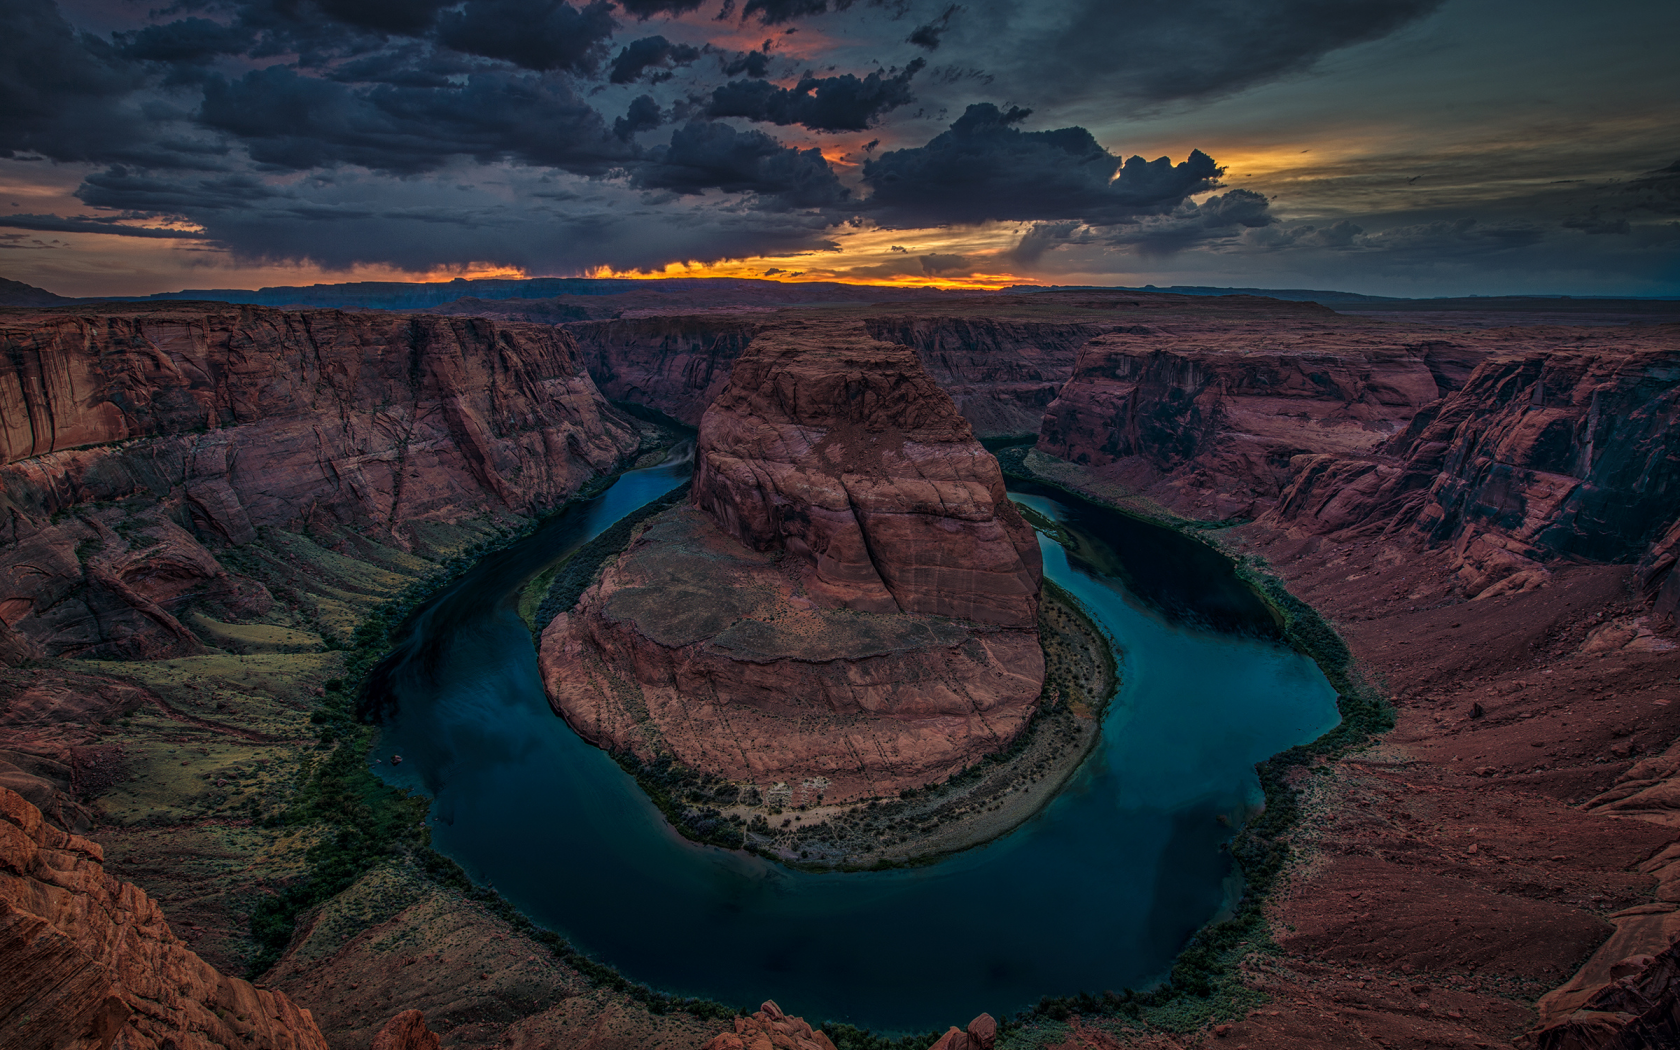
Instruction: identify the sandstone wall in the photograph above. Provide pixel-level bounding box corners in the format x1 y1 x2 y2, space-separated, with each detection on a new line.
568 316 769 426
0 784 328 1050
0 306 641 658
1273 340 1680 599
1034 323 1460 520
861 316 1102 437
693 324 1042 627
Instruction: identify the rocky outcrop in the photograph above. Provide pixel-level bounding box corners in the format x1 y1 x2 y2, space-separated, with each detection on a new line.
0 784 328 1050
694 324 1042 627
569 316 769 426
703 1001 838 1050
0 305 641 657
370 1010 442 1050
1037 321 1467 520
703 1003 996 1050
1273 337 1680 599
862 317 1101 437
541 324 1044 800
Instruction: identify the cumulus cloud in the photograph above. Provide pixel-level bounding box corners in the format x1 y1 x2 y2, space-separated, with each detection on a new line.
862 104 1221 226
707 59 924 132
634 120 850 209
609 35 701 83
614 94 664 138
721 47 772 78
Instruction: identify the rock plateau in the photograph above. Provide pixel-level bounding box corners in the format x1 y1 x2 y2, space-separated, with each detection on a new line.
541 323 1044 800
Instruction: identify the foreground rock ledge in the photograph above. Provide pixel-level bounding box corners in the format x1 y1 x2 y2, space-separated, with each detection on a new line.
541 324 1045 801
0 784 328 1050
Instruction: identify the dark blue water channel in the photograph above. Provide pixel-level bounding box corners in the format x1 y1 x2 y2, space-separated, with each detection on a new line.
370 454 1340 1032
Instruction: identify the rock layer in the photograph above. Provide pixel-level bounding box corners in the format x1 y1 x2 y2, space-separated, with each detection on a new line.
861 316 1101 437
570 316 769 426
1272 337 1680 599
0 784 328 1050
694 324 1042 627
1037 320 1474 520
0 305 640 658
542 324 1044 799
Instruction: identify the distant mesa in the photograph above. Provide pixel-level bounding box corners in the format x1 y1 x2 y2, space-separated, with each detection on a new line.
539 322 1045 801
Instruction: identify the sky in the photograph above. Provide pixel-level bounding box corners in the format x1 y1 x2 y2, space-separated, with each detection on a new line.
1 0 1676 298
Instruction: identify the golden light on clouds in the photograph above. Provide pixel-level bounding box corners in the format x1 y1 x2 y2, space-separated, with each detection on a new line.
586 220 1043 290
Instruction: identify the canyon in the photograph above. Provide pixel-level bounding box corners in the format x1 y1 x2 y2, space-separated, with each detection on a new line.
0 289 1677 1050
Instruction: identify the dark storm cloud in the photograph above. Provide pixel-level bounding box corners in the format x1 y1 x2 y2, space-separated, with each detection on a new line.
717 0 908 26
907 4 959 50
614 94 664 138
0 213 202 238
609 35 701 83
1103 187 1274 255
116 18 257 64
721 48 772 78
862 103 1220 226
436 0 619 73
197 67 630 174
310 0 453 34
635 120 849 209
918 251 968 274
76 168 282 213
1001 0 1446 105
1 0 147 162
60 164 845 274
1003 221 1088 266
707 59 924 132
616 0 707 17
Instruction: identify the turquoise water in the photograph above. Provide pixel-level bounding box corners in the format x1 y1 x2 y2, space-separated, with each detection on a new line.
372 458 1339 1031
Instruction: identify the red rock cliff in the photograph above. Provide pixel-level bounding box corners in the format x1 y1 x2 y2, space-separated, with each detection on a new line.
0 305 641 658
1036 319 1471 520
1272 335 1680 599
694 324 1042 627
569 316 769 426
0 785 329 1050
861 316 1101 437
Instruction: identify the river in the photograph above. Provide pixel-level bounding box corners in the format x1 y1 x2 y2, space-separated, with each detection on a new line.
371 453 1340 1032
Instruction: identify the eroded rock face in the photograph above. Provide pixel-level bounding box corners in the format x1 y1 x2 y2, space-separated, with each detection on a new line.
0 785 328 1050
862 316 1101 437
694 325 1042 627
0 305 640 658
569 316 769 426
1036 321 1465 520
1273 339 1680 599
571 313 1100 438
542 324 1044 799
